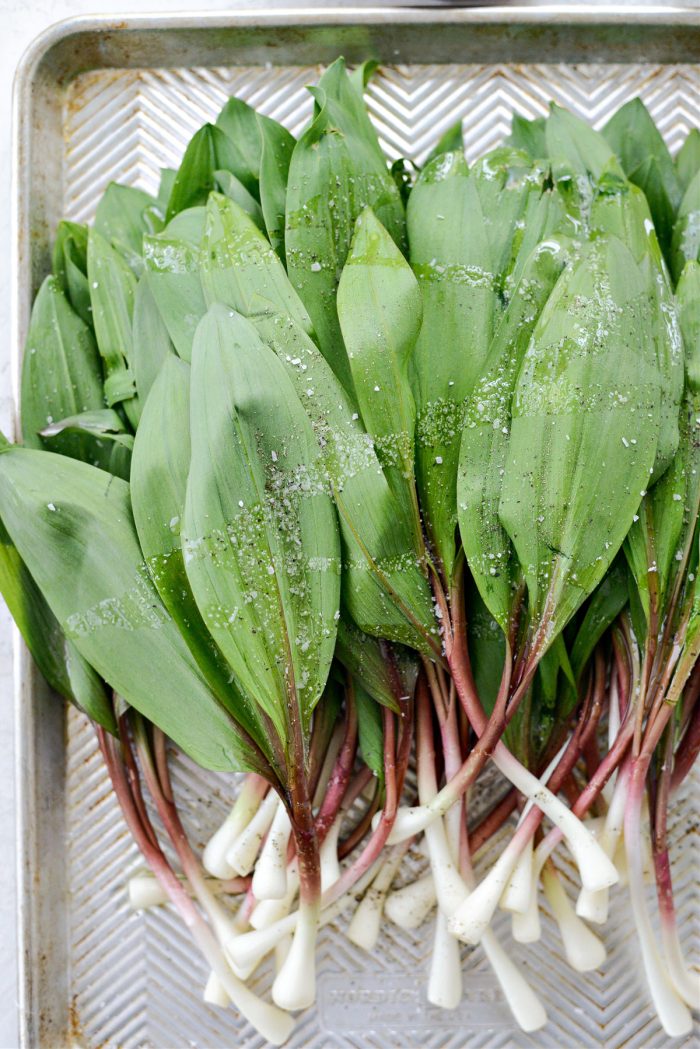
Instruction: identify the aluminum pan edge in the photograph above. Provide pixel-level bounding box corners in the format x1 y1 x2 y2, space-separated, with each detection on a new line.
12 6 700 1046
14 5 700 104
13 5 700 323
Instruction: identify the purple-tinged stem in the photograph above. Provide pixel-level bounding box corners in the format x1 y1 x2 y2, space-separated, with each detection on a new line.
119 716 158 849
432 669 548 1032
671 685 700 792
338 774 379 859
315 688 358 843
321 689 412 908
96 724 294 1044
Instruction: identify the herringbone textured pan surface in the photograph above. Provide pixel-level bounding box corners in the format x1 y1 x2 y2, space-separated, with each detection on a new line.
62 62 700 1048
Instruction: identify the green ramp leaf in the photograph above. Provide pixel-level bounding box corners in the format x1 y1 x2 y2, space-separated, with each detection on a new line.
603 98 681 257
349 59 379 97
337 207 422 543
466 581 506 718
258 115 296 258
622 248 698 630
591 182 683 482
471 147 548 299
544 104 622 184
459 232 572 631
157 168 176 212
40 409 133 481
87 229 139 427
0 517 114 731
200 193 312 335
624 387 699 628
52 221 92 327
21 276 106 461
285 57 405 393
143 207 208 362
499 235 661 657
183 305 341 752
670 167 700 284
678 259 700 391
425 120 464 166
0 444 255 772
132 270 177 410
355 683 385 784
166 123 253 221
95 182 162 274
407 150 495 579
215 96 296 254
676 129 700 194
336 616 417 712
251 308 439 657
213 169 265 229
216 97 296 202
190 196 438 655
569 559 628 681
623 260 700 627
507 114 547 159
131 354 276 770
214 97 266 196
408 147 549 582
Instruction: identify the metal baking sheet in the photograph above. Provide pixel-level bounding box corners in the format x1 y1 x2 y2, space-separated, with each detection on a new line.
12 8 700 1048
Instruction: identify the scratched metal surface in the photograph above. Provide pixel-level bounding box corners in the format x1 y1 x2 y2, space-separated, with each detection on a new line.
13 11 700 1049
